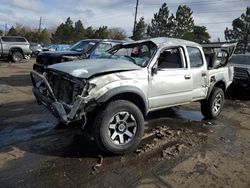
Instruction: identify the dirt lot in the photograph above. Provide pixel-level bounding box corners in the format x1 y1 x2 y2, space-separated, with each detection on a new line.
0 59 250 188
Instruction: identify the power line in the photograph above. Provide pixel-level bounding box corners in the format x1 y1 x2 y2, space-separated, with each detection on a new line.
197 21 232 24
138 0 247 6
193 10 245 14
88 13 131 24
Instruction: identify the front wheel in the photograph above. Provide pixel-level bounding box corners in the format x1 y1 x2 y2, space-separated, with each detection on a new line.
93 100 144 154
201 87 225 119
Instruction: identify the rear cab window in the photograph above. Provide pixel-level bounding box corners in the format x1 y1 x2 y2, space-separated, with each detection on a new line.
187 46 203 68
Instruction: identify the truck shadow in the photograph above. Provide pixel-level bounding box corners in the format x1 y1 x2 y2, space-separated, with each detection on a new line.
226 84 250 100
1 106 209 160
0 99 209 160
0 74 32 87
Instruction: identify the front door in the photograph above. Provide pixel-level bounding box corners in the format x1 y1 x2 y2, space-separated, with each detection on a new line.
148 47 193 110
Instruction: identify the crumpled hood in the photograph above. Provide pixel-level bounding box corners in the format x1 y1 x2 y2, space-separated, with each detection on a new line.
47 59 141 78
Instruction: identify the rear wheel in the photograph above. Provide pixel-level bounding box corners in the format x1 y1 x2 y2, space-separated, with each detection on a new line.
94 100 144 154
201 87 225 119
11 51 23 63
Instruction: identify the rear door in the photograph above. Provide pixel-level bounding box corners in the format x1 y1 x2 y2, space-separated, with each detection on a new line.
186 46 208 100
148 46 193 110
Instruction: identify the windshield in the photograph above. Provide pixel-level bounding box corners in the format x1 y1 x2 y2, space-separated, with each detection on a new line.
96 42 157 67
229 55 250 65
70 40 97 53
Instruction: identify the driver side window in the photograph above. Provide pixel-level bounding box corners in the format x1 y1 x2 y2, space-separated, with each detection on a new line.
158 47 184 69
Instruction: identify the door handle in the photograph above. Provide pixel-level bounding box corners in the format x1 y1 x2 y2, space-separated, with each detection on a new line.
202 72 207 77
184 75 191 79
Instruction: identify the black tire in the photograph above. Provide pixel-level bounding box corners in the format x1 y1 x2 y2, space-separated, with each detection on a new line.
11 51 23 63
93 100 144 155
201 87 225 119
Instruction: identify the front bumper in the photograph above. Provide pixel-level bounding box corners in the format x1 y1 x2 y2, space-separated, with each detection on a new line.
30 71 86 124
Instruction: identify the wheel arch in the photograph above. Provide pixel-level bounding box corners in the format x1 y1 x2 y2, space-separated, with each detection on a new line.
9 47 24 55
97 86 148 117
206 80 226 100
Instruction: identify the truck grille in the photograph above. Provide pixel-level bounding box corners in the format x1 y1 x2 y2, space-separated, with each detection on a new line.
47 71 83 105
234 67 249 80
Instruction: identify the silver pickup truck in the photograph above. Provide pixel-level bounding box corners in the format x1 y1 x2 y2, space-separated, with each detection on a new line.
0 36 32 62
30 38 235 154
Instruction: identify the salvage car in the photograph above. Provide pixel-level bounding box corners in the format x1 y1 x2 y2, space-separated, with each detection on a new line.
228 54 250 88
0 36 32 62
33 39 123 73
30 37 236 154
42 44 71 52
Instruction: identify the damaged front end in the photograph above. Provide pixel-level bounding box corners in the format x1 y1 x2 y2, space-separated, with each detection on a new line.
30 70 95 125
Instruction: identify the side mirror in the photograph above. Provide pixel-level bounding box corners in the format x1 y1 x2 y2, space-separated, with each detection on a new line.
151 64 158 76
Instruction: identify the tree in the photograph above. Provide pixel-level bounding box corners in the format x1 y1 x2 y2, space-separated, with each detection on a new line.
7 26 18 36
84 27 95 38
94 26 109 39
192 25 210 43
52 17 74 44
175 5 194 39
0 30 3 36
39 29 51 44
225 7 250 54
147 3 174 37
132 17 147 40
108 28 127 40
168 14 177 38
73 20 86 42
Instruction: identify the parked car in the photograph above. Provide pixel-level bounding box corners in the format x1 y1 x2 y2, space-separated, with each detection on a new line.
30 37 236 154
33 39 123 73
42 44 71 52
30 43 43 57
0 36 32 62
228 54 250 88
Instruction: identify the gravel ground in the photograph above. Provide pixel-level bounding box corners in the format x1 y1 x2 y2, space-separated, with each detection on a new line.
0 59 250 188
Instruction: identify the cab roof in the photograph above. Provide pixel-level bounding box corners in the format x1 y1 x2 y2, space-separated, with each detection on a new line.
124 37 200 48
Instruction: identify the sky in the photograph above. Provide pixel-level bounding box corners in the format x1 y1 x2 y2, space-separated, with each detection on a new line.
0 0 249 41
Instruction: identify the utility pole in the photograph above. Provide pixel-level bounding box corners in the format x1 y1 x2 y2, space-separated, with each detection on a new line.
38 17 42 33
4 23 7 36
133 0 139 36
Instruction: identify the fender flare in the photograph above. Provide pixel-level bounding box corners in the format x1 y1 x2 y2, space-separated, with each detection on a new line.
206 79 226 100
97 86 148 116
9 47 24 55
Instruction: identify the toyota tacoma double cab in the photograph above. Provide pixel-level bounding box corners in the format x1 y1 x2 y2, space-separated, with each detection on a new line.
30 37 235 154
0 36 32 62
